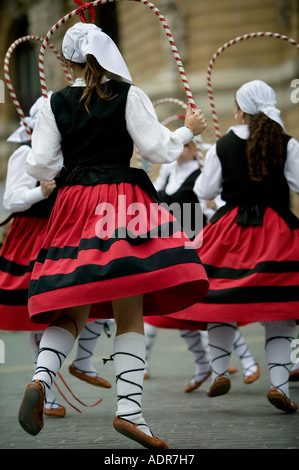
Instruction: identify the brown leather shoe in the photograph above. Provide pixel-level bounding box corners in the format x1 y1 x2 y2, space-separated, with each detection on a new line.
244 362 260 384
69 364 111 388
144 372 150 379
267 387 298 413
289 369 299 382
228 366 237 374
18 380 45 436
207 375 231 397
184 371 211 393
44 404 66 418
113 416 168 449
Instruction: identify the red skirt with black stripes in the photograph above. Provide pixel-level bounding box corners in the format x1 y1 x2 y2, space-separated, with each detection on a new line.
167 206 299 325
0 216 50 331
28 183 209 324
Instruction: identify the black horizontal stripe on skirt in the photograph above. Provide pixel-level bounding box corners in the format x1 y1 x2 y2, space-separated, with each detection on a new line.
36 220 183 263
29 245 202 297
0 256 35 276
202 285 299 304
0 289 29 305
204 260 299 279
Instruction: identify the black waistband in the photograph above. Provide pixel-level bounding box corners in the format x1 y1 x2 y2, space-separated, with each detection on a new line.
210 202 299 229
57 165 160 203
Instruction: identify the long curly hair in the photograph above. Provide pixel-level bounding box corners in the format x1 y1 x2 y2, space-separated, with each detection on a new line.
246 112 284 181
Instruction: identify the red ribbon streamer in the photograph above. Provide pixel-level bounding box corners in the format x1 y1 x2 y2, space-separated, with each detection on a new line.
74 0 96 23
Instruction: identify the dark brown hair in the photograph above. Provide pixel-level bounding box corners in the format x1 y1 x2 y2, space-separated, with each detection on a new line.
246 112 284 181
80 54 115 111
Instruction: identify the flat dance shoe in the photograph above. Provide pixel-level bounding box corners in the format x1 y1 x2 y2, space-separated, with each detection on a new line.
113 416 168 449
184 371 211 393
207 375 231 397
244 362 260 384
44 404 66 418
289 369 299 382
18 380 45 436
69 364 111 388
267 387 298 413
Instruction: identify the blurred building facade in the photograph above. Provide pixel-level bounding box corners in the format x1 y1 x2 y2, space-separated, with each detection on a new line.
0 0 298 215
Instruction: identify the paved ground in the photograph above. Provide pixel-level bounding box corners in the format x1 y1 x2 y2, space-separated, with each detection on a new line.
0 322 298 456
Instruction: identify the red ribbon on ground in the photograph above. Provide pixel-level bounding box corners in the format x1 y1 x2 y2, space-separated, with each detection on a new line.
74 0 96 23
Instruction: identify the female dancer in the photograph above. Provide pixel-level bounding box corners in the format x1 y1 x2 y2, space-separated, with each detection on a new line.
18 22 208 448
192 79 299 412
0 96 64 417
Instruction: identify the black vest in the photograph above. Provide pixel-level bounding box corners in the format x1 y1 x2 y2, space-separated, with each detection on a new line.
211 131 298 228
158 168 206 238
216 130 290 207
51 79 133 182
50 80 159 202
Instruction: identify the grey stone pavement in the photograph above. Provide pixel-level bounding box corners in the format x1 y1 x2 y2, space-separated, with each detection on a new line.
0 322 298 455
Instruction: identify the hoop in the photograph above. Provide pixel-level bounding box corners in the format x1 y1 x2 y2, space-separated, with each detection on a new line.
38 0 200 112
206 32 299 139
4 35 73 138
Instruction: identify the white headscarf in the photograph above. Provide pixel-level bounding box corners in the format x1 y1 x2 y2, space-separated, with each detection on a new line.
62 22 132 83
7 92 53 143
236 80 285 130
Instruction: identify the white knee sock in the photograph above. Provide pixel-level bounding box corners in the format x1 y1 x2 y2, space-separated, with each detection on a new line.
73 320 110 377
113 332 153 437
144 323 158 374
264 320 296 398
30 331 60 408
233 329 257 377
179 330 211 384
32 326 75 398
208 322 237 381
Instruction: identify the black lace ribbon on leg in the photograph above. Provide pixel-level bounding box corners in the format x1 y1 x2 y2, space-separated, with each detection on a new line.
208 323 236 377
265 335 293 392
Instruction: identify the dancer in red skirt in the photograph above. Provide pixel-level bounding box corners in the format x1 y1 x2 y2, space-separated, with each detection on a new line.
190 79 299 412
144 150 259 391
18 22 208 448
0 96 65 417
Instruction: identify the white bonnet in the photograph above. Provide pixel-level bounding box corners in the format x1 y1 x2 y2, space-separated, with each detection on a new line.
7 92 53 143
236 80 285 130
62 22 132 83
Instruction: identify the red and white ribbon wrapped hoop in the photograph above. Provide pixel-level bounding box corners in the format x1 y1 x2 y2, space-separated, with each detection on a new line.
206 31 299 139
38 0 202 114
4 35 73 138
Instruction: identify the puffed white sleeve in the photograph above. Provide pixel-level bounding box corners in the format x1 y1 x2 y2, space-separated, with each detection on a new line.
25 97 64 181
126 85 194 164
3 145 47 212
284 137 299 194
193 143 223 200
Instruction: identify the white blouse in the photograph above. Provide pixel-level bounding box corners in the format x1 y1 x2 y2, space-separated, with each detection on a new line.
153 160 199 195
194 125 299 201
3 145 47 213
26 79 194 181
